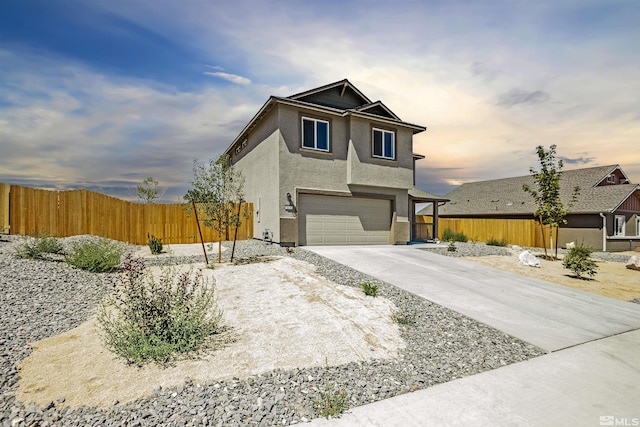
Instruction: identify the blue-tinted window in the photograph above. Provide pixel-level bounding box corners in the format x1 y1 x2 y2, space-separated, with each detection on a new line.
317 121 328 150
301 117 330 152
372 128 395 159
302 119 315 149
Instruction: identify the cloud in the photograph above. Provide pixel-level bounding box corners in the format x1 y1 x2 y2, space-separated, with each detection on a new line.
0 50 265 201
497 89 550 107
560 156 595 165
204 66 251 85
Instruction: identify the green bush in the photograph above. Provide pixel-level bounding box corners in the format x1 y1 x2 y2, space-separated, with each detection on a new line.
486 237 507 247
391 310 416 326
15 235 64 260
98 255 221 365
361 282 378 297
442 228 468 242
65 238 123 272
147 233 163 255
562 243 598 279
312 383 349 418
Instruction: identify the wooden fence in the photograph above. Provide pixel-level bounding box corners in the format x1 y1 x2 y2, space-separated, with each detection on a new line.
1 184 253 245
0 183 9 234
420 216 556 248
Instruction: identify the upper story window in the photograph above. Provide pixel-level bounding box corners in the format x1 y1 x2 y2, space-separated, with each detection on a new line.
302 117 329 152
372 128 395 160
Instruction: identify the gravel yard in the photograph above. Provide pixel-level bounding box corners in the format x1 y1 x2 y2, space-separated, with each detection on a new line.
1 236 544 426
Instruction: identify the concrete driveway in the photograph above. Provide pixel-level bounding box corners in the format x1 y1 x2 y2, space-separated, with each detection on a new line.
306 245 640 352
305 245 640 426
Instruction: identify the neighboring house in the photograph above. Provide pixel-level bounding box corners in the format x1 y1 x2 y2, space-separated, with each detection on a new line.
224 79 448 246
439 165 640 251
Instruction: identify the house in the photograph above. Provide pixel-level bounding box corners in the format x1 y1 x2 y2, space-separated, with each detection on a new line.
224 79 448 246
438 165 640 251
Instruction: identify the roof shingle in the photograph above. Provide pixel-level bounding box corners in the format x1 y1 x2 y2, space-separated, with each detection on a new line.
440 165 639 216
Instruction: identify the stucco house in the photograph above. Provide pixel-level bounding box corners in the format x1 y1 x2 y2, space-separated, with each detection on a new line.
439 165 640 251
224 79 447 246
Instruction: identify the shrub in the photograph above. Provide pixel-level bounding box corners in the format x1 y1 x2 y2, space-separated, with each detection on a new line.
312 383 349 418
361 282 378 297
442 228 468 242
447 241 457 252
147 233 163 255
15 235 64 260
98 255 221 365
562 243 598 279
486 237 507 247
65 238 123 272
391 310 416 326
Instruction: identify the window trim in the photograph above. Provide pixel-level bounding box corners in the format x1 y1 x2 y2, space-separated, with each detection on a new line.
614 214 626 236
301 117 330 152
372 127 396 160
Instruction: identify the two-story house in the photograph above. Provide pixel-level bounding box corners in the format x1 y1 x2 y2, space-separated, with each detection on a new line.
224 79 447 246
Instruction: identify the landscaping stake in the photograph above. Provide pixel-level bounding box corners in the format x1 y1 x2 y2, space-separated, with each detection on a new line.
191 199 209 265
231 201 242 262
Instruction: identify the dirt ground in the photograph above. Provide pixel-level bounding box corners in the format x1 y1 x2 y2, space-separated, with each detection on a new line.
16 255 403 408
461 250 640 301
14 244 640 409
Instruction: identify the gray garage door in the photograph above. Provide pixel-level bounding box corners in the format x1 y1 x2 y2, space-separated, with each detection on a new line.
298 195 391 245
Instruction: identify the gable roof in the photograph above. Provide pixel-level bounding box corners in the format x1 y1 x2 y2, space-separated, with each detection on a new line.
225 79 425 156
288 79 372 109
440 165 640 216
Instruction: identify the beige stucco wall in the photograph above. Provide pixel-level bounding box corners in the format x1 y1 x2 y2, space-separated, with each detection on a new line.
232 110 281 241
235 103 418 244
346 117 414 189
277 104 414 244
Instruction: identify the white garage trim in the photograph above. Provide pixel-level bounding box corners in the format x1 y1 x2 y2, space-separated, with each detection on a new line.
298 194 391 245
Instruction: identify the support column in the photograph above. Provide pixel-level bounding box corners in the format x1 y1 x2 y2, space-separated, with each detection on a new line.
433 202 440 241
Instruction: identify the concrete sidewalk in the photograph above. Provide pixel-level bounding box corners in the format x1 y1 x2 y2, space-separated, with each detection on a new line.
304 245 640 426
308 329 640 427
306 245 640 352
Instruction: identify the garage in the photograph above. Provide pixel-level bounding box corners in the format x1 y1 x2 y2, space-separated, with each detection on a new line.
298 194 391 245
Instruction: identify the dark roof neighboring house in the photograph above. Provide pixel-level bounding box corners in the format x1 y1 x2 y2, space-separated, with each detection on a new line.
440 165 640 216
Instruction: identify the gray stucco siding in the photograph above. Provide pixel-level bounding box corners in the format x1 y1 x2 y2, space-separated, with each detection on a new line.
233 128 281 241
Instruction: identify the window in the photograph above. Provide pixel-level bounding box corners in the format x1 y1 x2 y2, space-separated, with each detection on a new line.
614 215 626 236
301 117 329 151
372 128 395 160
606 174 616 184
637 216 640 236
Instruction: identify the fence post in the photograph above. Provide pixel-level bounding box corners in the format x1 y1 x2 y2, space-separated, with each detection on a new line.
0 184 9 234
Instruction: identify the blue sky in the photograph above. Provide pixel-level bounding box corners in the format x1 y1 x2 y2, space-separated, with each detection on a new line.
1 0 639 201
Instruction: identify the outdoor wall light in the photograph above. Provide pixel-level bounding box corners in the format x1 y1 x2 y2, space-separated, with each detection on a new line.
284 192 296 213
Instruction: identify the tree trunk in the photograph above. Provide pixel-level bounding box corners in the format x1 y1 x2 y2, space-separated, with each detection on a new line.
539 216 548 260
555 226 560 260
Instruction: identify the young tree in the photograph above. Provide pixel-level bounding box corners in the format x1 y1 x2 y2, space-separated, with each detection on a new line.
184 154 247 263
522 145 580 260
136 177 160 204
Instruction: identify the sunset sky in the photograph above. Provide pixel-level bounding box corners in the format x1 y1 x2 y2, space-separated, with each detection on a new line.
1 0 638 201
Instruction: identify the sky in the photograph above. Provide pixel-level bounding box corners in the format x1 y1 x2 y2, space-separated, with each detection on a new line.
1 0 639 202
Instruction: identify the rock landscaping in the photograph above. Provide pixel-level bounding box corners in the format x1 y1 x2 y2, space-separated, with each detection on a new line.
1 236 545 426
